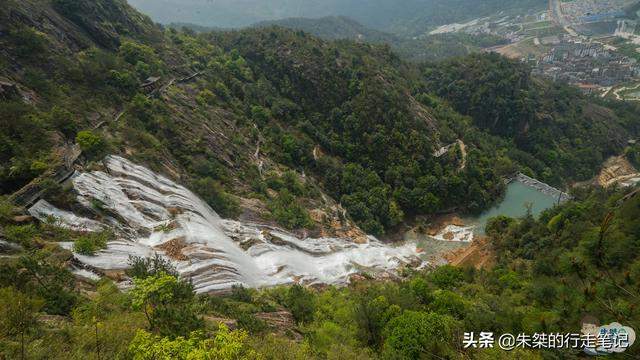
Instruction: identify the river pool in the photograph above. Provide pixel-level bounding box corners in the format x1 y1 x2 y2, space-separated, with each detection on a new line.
464 180 559 235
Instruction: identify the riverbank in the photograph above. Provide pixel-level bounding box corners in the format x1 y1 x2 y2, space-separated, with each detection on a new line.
444 235 495 269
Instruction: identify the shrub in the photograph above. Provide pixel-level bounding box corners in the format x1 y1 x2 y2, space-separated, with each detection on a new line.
17 255 77 315
382 311 458 359
119 41 156 66
4 224 39 247
236 312 267 334
128 326 256 360
126 254 178 279
284 285 315 324
231 284 253 303
51 0 80 17
192 177 240 218
73 231 112 256
196 89 216 106
250 106 271 126
48 106 77 139
267 190 313 230
627 144 640 169
426 265 464 289
109 70 138 95
130 272 203 337
214 82 231 100
0 287 43 359
10 27 47 58
76 130 106 158
0 199 14 223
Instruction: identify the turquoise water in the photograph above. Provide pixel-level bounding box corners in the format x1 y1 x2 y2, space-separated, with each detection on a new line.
464 181 559 234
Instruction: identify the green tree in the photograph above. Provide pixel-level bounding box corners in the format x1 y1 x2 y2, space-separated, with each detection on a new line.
193 177 240 218
76 130 106 158
0 287 43 360
10 27 47 59
17 255 77 315
268 189 314 230
48 106 77 139
355 295 401 348
284 284 315 324
130 272 203 337
119 41 157 66
382 311 457 359
128 326 257 360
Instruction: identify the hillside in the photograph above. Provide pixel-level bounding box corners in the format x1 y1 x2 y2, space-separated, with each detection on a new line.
1 1 640 358
1 0 504 237
253 16 398 44
251 16 507 62
2 0 639 235
420 53 640 185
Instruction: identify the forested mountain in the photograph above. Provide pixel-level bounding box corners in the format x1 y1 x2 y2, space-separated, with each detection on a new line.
2 0 638 234
421 53 640 184
251 16 507 62
129 0 546 35
1 0 639 358
253 16 399 44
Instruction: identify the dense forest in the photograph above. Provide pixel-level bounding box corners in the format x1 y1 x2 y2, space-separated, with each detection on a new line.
1 0 638 233
1 0 639 358
420 53 640 184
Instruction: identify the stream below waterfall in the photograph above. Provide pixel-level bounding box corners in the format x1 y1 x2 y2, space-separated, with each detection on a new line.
27 156 564 291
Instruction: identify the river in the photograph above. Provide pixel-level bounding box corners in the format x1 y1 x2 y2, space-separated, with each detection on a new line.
26 156 563 290
464 179 560 235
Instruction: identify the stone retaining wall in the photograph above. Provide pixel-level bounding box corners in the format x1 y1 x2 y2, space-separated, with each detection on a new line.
513 173 572 203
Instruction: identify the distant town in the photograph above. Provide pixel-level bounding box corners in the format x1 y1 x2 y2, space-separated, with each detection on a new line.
427 0 640 100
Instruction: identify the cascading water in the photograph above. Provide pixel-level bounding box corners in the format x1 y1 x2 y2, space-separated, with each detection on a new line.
29 156 427 292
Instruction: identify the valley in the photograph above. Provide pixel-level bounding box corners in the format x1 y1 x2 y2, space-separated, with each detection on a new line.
1 0 640 358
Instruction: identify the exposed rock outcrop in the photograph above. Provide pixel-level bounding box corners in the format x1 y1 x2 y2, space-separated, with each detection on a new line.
596 156 640 188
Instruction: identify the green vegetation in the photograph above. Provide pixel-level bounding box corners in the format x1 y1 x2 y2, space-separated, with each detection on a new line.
1 1 640 358
73 231 113 256
192 177 241 218
421 53 637 184
627 143 640 168
130 272 203 337
4 224 39 247
128 326 257 360
3 0 639 236
0 287 43 360
2 172 640 359
267 189 314 230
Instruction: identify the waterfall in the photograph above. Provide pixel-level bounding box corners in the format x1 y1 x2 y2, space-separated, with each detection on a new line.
29 156 425 292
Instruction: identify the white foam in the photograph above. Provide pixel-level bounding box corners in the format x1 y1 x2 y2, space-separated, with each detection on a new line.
430 225 475 242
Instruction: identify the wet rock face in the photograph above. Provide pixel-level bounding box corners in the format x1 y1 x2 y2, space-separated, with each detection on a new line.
29 156 425 292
